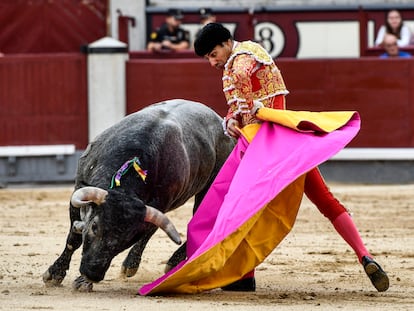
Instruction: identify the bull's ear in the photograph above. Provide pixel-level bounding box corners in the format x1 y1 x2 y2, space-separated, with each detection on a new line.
144 205 182 245
71 187 108 207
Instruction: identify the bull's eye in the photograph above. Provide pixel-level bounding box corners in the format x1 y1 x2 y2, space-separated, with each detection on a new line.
91 222 98 235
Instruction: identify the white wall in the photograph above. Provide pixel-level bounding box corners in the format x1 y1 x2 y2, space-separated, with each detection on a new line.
87 37 128 142
109 0 146 50
296 21 360 58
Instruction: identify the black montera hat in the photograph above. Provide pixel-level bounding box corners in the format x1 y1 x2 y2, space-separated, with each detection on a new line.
167 8 183 20
194 23 232 57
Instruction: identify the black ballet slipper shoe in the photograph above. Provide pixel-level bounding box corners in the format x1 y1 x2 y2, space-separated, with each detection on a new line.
221 277 256 292
362 256 389 292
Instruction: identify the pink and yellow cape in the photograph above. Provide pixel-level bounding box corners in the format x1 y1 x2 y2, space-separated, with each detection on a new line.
139 108 360 295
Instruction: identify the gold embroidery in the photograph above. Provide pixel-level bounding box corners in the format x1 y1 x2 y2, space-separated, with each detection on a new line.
223 41 289 125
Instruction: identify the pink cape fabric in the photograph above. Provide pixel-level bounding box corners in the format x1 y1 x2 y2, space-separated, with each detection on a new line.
139 112 360 295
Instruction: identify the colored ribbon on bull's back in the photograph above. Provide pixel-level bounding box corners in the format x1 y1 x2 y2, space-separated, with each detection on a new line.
139 108 361 295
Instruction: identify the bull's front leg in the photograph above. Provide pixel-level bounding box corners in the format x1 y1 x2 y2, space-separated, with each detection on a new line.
121 227 157 277
42 206 83 286
162 190 206 272
165 242 187 272
163 190 207 272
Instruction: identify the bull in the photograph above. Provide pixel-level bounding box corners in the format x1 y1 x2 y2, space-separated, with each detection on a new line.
42 99 235 291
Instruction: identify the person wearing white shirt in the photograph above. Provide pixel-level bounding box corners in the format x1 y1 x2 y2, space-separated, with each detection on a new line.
375 9 412 47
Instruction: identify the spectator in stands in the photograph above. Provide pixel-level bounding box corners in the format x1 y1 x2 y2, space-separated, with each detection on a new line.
194 8 217 48
194 8 218 46
147 8 190 52
199 8 217 28
380 33 412 58
375 9 411 47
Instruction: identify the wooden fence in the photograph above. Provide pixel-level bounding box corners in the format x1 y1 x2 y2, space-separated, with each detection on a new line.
0 53 88 149
1 53 413 150
127 55 414 148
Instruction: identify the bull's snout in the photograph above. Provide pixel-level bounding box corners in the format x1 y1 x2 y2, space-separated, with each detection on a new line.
79 266 104 283
79 258 110 283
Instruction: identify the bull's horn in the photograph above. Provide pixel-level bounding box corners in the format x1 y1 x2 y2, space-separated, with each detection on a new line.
145 206 182 245
71 187 108 208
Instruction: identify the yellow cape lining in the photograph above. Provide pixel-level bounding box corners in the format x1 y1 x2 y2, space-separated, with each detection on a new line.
146 109 356 294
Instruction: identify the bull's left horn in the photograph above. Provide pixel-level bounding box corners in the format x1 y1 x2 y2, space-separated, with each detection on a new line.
71 187 108 207
145 206 182 245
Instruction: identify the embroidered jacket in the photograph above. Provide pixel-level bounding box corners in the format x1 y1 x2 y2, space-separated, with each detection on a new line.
222 41 289 128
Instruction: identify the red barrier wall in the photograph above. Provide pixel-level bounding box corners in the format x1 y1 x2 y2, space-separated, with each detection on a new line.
0 54 88 149
280 58 414 147
1 54 412 150
0 0 107 53
126 59 225 114
127 57 414 148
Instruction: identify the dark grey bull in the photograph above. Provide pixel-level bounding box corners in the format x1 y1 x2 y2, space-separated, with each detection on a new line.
42 99 235 291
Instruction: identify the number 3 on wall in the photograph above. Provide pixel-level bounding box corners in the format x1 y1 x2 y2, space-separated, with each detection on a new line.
254 22 285 58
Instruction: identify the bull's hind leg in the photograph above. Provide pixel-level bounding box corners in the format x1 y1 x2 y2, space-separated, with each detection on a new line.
43 206 83 286
121 227 157 277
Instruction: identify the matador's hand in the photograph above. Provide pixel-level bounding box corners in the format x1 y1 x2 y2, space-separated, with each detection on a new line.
227 118 241 138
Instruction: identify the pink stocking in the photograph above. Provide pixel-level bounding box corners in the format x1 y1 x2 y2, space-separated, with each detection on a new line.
332 212 372 263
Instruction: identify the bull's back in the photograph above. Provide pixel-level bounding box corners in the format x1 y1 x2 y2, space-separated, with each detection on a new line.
76 100 234 209
116 99 232 160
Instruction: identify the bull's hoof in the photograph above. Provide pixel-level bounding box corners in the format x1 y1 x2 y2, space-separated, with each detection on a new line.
120 264 138 278
72 275 93 292
42 269 64 287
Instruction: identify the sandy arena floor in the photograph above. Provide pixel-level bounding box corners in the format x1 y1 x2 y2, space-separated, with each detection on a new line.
0 183 413 310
